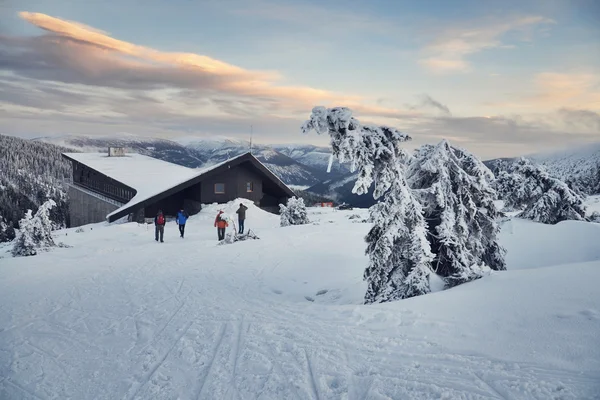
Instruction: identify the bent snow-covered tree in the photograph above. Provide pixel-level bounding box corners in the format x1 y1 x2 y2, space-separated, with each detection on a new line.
280 197 310 227
12 199 57 257
407 141 506 288
496 158 586 224
302 106 434 303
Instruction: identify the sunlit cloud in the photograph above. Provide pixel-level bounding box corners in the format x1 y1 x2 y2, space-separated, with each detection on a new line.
4 12 412 120
419 16 555 74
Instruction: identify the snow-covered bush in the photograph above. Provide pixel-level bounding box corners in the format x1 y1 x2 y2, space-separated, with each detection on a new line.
12 199 57 257
279 197 310 227
407 141 506 286
220 230 260 245
496 158 586 224
302 106 434 303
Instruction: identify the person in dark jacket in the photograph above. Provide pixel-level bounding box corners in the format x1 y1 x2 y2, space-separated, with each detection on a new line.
154 210 166 242
236 203 248 234
214 210 228 241
176 208 189 238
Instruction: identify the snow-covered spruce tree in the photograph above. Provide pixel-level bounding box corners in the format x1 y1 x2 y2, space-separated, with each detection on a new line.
302 106 434 303
279 197 310 227
496 158 586 224
12 210 37 256
0 215 16 243
407 141 506 288
12 199 57 257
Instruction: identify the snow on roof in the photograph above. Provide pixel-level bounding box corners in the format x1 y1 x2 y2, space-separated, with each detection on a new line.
63 152 249 220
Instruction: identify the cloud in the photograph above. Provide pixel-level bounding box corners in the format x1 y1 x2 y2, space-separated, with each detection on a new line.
486 71 600 112
1 11 597 160
419 15 555 74
533 72 600 107
1 11 415 120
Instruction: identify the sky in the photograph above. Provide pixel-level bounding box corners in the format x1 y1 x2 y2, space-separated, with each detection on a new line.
0 0 599 159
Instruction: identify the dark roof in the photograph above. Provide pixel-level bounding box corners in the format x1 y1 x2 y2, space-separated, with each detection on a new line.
106 152 295 222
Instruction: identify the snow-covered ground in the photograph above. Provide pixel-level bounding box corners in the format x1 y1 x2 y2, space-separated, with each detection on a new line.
1 201 600 399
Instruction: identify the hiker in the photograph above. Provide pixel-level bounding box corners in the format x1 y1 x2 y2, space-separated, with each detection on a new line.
176 208 189 238
236 203 248 234
154 210 166 242
214 210 228 241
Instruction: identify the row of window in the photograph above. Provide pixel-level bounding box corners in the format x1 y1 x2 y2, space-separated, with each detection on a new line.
77 175 133 201
214 182 253 194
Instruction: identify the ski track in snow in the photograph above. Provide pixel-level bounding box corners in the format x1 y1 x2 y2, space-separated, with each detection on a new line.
1 204 600 399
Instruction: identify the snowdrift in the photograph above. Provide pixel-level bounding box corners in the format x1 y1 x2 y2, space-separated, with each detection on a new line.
500 218 600 270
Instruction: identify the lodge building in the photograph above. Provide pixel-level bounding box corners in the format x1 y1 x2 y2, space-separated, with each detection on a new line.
62 148 295 227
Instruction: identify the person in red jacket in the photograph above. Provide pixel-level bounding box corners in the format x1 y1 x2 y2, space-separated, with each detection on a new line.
214 210 228 241
154 210 166 243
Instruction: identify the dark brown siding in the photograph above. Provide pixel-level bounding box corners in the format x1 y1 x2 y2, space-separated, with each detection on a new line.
71 160 135 204
200 163 263 204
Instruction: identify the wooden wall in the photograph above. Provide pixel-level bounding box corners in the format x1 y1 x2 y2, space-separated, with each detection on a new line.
200 164 263 205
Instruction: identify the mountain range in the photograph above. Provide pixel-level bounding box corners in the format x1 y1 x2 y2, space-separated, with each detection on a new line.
31 135 600 207
33 135 350 189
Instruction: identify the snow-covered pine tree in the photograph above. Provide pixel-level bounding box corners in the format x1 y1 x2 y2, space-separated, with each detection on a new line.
12 199 57 257
279 197 310 227
407 141 506 288
0 215 15 243
302 106 435 303
496 158 586 224
12 210 37 256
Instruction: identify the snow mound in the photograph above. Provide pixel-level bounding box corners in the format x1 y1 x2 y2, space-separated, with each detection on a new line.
501 218 600 270
197 198 280 230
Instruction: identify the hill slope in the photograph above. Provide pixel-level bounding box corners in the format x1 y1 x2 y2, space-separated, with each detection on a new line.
1 202 599 399
0 134 72 241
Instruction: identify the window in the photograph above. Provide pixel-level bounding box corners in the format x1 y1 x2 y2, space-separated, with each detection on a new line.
246 182 254 192
214 183 225 194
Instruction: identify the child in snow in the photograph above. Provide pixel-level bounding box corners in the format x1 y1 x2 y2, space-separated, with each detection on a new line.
154 210 166 242
236 203 248 234
214 210 228 241
176 208 189 238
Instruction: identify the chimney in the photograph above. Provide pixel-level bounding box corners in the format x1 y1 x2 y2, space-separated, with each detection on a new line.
108 147 125 157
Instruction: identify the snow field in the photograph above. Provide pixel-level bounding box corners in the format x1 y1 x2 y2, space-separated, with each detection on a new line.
1 200 599 399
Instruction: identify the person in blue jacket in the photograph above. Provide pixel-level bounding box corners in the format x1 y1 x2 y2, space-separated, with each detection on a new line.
176 208 189 238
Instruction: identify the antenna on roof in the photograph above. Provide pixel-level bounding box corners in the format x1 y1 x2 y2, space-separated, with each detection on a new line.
249 125 253 154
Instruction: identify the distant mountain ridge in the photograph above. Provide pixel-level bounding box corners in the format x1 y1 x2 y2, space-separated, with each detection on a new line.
31 135 600 208
34 135 349 187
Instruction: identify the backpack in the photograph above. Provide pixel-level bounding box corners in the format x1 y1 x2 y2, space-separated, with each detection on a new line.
157 214 165 225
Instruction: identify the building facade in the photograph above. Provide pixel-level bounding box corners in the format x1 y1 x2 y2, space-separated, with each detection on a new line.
62 150 294 227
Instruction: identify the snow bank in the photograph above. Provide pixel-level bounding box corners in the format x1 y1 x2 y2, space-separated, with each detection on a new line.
500 218 600 269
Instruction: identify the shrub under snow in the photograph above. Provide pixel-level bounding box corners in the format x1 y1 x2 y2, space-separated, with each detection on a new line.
496 158 587 224
279 197 310 227
12 199 57 257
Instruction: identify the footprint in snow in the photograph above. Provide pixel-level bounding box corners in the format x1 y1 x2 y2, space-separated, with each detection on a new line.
316 289 328 296
305 296 315 302
271 289 283 294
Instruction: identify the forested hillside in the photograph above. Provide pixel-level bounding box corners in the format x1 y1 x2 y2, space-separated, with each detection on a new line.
0 134 73 242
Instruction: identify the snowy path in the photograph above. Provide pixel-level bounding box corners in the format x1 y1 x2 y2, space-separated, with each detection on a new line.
1 205 600 399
